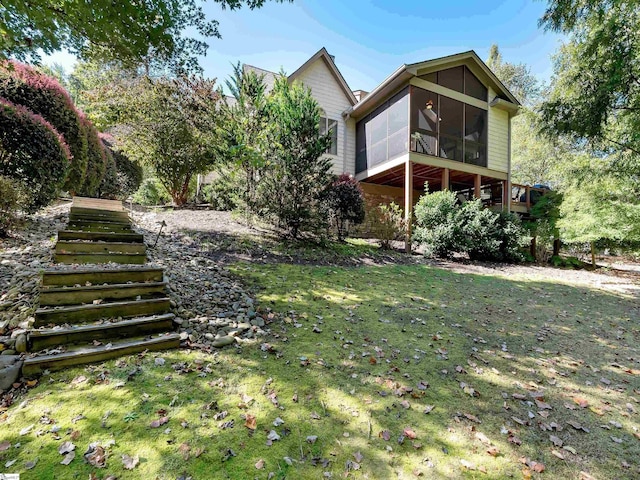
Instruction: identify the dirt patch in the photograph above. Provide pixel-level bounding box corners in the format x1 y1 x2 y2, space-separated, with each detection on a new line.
131 208 639 295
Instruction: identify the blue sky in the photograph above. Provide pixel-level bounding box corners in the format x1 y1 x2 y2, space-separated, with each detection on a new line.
47 0 564 92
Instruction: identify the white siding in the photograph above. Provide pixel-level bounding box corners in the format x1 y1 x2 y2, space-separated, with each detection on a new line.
294 59 354 175
487 88 509 173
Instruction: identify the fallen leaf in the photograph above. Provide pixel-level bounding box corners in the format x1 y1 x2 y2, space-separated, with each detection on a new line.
122 454 139 470
551 450 565 460
550 435 563 447
400 400 410 409
20 425 34 436
531 462 545 473
70 430 81 441
60 451 75 465
423 405 435 414
255 459 265 469
379 430 391 441
306 435 318 444
486 446 500 457
460 459 476 470
150 416 169 428
178 443 190 461
0 441 10 451
403 427 417 439
25 458 38 469
267 430 281 441
508 435 522 446
563 446 577 454
463 413 481 423
244 414 257 430
611 436 623 444
573 397 589 408
353 451 364 463
535 399 552 410
58 441 75 455
84 444 106 468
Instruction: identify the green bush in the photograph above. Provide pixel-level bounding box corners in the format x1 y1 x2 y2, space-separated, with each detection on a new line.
77 116 107 196
323 174 366 241
132 177 171 206
413 190 458 257
100 135 143 198
0 60 87 193
98 148 119 199
413 191 527 262
0 176 21 236
550 255 584 269
0 99 71 210
373 202 406 249
202 175 240 211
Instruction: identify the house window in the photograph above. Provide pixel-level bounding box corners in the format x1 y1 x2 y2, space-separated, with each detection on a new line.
320 117 338 155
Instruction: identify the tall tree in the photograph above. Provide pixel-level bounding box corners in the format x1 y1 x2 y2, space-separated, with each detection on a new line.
258 76 333 238
220 63 269 220
1 1 291 72
112 75 222 205
540 0 640 171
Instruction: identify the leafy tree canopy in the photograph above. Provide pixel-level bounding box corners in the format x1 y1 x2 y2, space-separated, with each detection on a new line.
539 0 640 169
1 1 290 72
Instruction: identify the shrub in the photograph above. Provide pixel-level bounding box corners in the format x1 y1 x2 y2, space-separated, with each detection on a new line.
373 202 406 249
413 191 527 262
133 177 171 206
0 61 87 193
100 134 143 198
77 115 107 196
202 174 240 211
413 190 459 257
98 148 119 199
324 174 366 241
0 99 71 210
0 176 21 236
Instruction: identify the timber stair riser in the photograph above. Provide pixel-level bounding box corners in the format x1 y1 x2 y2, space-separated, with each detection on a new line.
22 334 181 376
55 253 146 264
67 224 133 233
58 231 144 243
39 281 167 306
69 207 130 220
56 241 147 254
34 298 171 327
69 214 131 224
29 314 176 350
42 268 164 287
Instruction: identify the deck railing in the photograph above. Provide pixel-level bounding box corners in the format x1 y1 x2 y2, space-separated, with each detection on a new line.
511 184 549 211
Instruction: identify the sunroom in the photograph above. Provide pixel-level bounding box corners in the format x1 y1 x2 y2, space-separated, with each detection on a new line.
346 52 521 250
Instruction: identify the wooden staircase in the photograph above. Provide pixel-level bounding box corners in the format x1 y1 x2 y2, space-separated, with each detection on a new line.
22 197 179 376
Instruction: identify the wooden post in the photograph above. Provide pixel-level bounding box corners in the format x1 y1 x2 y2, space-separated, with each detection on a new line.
441 168 450 191
405 160 414 253
474 174 481 199
525 186 531 210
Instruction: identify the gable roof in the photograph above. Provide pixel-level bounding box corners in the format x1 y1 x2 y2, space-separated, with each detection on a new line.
289 47 357 106
347 50 520 118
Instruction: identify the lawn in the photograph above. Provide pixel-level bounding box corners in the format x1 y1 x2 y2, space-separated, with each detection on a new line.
1 263 638 479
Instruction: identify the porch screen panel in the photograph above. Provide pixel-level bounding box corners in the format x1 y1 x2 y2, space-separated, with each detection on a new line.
410 87 438 156
464 104 487 166
387 88 409 160
439 96 463 161
355 87 409 172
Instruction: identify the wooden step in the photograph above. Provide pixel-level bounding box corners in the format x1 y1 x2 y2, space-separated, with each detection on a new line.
22 333 181 375
67 222 132 233
70 207 129 221
54 252 146 265
29 313 176 350
69 213 131 224
39 281 167 306
56 241 146 255
58 230 143 243
42 267 164 287
34 297 170 327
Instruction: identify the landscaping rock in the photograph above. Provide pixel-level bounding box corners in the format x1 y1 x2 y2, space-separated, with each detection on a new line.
212 336 235 348
14 333 27 353
0 356 23 391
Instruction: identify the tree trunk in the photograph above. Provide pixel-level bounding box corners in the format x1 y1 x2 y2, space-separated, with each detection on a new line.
553 238 561 256
530 236 537 260
590 241 596 268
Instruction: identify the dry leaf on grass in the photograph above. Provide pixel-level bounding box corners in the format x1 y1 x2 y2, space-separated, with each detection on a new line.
122 454 139 470
244 414 257 430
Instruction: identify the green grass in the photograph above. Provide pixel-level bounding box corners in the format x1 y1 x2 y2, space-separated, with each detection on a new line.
1 264 638 479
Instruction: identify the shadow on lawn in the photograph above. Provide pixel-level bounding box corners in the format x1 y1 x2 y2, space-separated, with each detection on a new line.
2 265 638 479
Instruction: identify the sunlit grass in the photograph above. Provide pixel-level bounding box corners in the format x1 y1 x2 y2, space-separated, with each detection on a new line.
1 263 638 479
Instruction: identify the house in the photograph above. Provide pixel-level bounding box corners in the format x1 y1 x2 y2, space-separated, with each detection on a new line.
244 48 523 249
